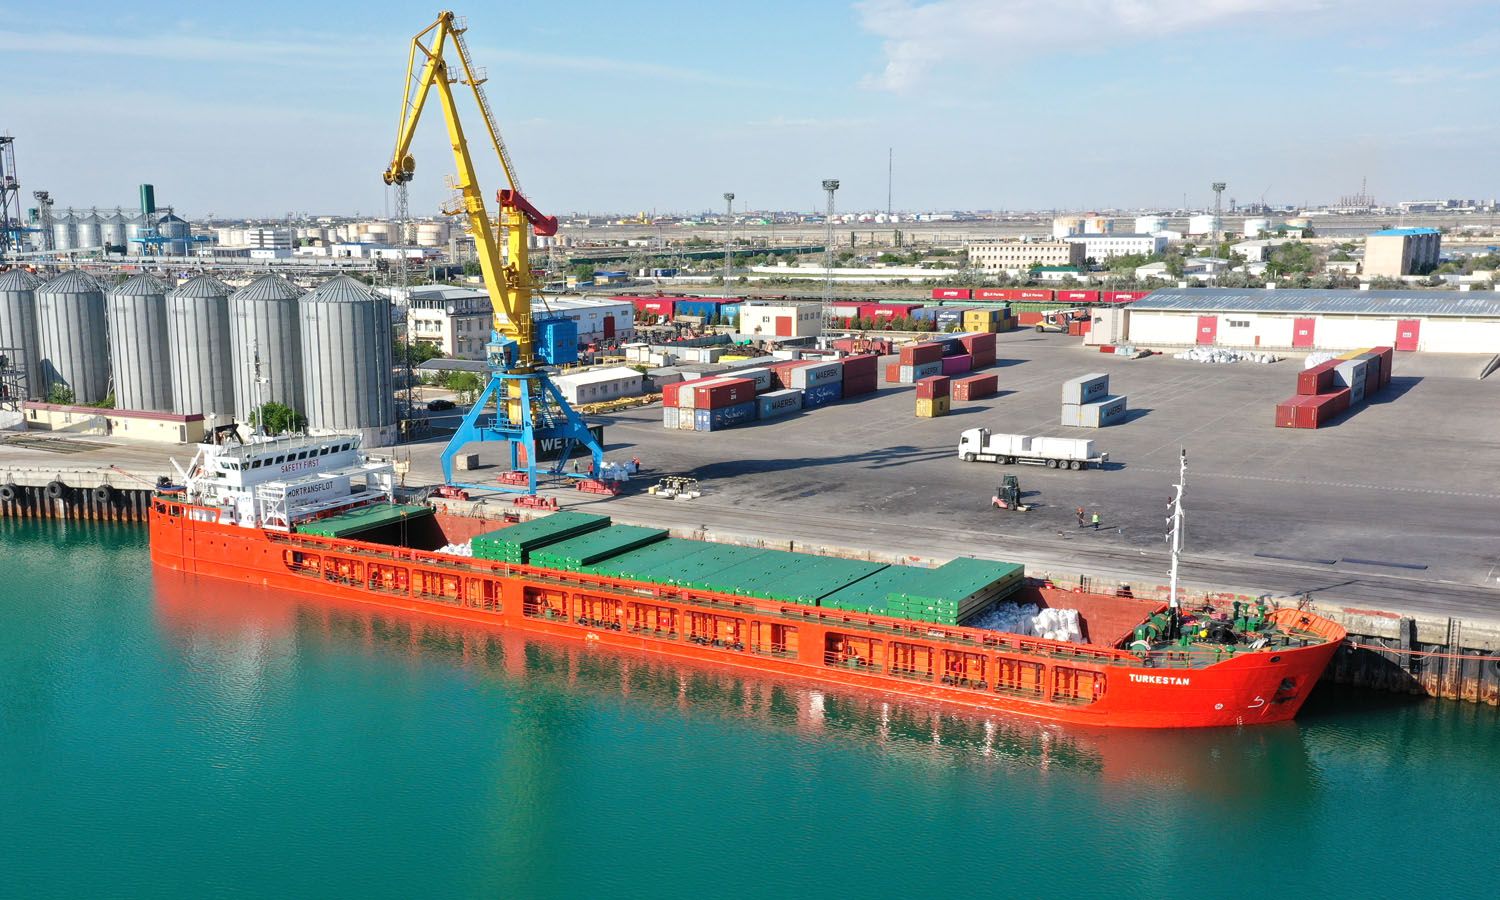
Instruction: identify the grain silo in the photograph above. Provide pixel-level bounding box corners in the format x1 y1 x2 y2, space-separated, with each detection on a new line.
35 271 110 403
298 275 395 446
100 210 129 251
229 274 304 421
0 270 43 398
104 274 174 412
157 213 191 256
167 275 234 418
51 211 77 253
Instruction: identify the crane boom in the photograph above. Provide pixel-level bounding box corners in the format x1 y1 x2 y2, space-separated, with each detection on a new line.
383 10 551 368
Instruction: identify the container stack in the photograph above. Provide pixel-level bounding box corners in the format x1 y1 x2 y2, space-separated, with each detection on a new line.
840 353 879 398
891 341 943 384
1275 345 1392 429
1060 373 1127 428
661 354 885 432
887 333 1001 385
471 511 611 564
782 359 843 409
916 375 951 418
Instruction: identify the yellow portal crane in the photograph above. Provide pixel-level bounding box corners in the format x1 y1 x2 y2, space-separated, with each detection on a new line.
383 11 602 492
383 10 558 371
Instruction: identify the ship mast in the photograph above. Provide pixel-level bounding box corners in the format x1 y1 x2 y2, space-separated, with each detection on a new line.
1167 449 1187 635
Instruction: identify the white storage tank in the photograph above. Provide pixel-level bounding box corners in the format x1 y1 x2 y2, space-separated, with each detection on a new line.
167 275 234 417
229 274 305 421
1134 215 1167 235
1187 214 1219 236
298 275 395 446
0 269 44 397
106 274 174 411
35 271 110 403
1242 217 1271 238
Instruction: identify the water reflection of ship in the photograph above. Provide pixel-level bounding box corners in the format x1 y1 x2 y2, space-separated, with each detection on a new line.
152 570 1320 796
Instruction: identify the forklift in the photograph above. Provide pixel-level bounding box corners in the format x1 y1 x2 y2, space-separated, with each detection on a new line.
1034 307 1087 333
991 475 1030 511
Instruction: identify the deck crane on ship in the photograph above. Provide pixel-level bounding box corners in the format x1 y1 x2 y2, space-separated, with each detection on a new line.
383 10 604 494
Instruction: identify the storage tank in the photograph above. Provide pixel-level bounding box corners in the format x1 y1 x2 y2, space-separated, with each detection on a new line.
106 274 174 411
298 275 395 445
157 213 190 256
415 222 448 247
0 270 44 398
1134 215 1167 235
167 275 234 418
124 216 149 255
1187 214 1219 236
51 211 77 252
100 211 129 252
35 271 110 403
1083 216 1112 235
1242 217 1271 238
76 211 104 250
229 274 305 421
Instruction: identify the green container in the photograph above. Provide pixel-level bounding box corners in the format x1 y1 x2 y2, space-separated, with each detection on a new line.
471 511 611 563
529 525 669 571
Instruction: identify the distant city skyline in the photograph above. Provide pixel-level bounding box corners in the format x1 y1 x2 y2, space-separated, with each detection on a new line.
8 0 1498 218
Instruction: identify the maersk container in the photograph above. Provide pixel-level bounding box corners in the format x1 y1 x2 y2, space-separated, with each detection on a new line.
802 381 843 409
1333 358 1368 390
758 388 802 419
694 400 756 431
732 367 773 392
1061 373 1110 405
789 361 841 389
899 361 941 383
1061 394 1127 428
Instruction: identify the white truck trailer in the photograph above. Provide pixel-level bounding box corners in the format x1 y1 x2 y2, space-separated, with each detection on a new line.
957 428 1108 470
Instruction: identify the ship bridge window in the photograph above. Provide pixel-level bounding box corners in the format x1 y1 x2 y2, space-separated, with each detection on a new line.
275 456 285 464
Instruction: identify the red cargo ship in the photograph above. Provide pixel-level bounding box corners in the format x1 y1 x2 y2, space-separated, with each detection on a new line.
149 436 1345 729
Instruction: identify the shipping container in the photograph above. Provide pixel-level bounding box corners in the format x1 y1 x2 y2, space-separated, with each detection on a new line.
828 302 863 319
1061 373 1110 405
757 388 803 420
1061 395 1127 428
859 302 924 320
662 381 684 407
1056 290 1100 304
1372 346 1393 389
789 361 842 389
941 354 972 376
694 400 757 431
898 362 941 383
952 373 998 401
931 288 972 300
885 362 902 383
1297 360 1340 396
1275 390 1349 429
1017 311 1044 326
662 407 679 429
730 367 773 393
898 342 943 366
628 297 675 318
916 375 950 400
916 396 951 418
802 381 843 409
693 377 756 410
1103 290 1150 304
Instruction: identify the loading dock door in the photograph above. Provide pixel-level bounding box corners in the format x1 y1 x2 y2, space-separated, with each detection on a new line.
775 315 793 337
1292 317 1315 348
602 314 615 339
1395 319 1420 352
1196 316 1217 345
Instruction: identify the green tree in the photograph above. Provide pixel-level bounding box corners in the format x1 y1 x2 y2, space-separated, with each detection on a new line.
463 260 483 276
444 371 484 404
394 339 446 366
1165 254 1186 278
1266 242 1318 277
251 402 306 435
46 383 75 405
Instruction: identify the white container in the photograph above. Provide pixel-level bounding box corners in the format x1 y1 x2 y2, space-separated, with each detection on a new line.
789 361 842 389
732 367 774 392
1062 395 1127 428
1061 373 1110 405
662 407 680 429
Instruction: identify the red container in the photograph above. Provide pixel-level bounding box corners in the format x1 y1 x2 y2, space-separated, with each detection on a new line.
952 373 998 401
931 288 972 300
958 332 997 355
941 354 972 376
1312 389 1351 421
1103 290 1150 304
1376 346 1394 388
974 288 1020 301
916 375 950 400
1364 364 1381 398
769 361 814 390
884 362 902 383
860 303 924 320
899 342 943 366
1056 290 1100 303
1296 360 1339 395
629 297 676 317
1018 311 1044 326
694 377 756 410
662 381 684 407
841 354 879 379
1275 395 1316 429
971 351 996 369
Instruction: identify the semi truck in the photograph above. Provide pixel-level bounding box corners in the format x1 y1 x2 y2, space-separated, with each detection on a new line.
958 428 1108 470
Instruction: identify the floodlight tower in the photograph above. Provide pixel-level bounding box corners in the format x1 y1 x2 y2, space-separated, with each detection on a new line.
722 191 734 295
1211 181 1226 248
822 179 839 306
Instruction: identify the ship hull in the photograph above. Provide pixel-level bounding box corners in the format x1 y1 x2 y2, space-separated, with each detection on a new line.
149 501 1344 729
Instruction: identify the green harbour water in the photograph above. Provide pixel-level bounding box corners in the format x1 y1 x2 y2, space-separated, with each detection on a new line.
2 520 1497 898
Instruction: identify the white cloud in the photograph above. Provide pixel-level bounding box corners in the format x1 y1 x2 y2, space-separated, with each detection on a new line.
856 0 1360 91
0 28 377 65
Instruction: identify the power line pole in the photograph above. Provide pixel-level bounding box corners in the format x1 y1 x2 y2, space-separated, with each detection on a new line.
722 191 734 297
822 179 839 307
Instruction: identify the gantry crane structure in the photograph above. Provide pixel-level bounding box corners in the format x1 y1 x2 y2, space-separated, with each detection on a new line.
384 11 603 493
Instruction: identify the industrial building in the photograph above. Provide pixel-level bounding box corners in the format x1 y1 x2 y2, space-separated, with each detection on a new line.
407 285 492 359
551 366 644 405
20 403 207 443
1063 233 1167 262
1123 288 1500 353
967 239 1087 274
1363 227 1441 278
537 296 633 344
736 301 823 339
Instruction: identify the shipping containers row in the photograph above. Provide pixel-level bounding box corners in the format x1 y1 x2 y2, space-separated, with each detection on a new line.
889 333 997 383
1278 346 1393 429
619 295 742 324
931 288 1150 304
661 355 879 432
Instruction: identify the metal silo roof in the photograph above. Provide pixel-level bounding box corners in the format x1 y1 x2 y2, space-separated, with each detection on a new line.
232 274 303 302
109 274 168 297
0 270 42 290
170 275 231 299
303 274 378 303
1128 288 1500 318
40 270 105 294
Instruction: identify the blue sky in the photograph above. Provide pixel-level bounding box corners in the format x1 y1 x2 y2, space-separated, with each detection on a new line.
7 0 1497 217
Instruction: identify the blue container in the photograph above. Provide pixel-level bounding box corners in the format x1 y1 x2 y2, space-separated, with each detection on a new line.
757 388 803 420
802 381 843 409
694 401 757 431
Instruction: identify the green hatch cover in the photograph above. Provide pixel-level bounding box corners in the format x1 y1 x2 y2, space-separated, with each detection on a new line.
296 503 434 538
